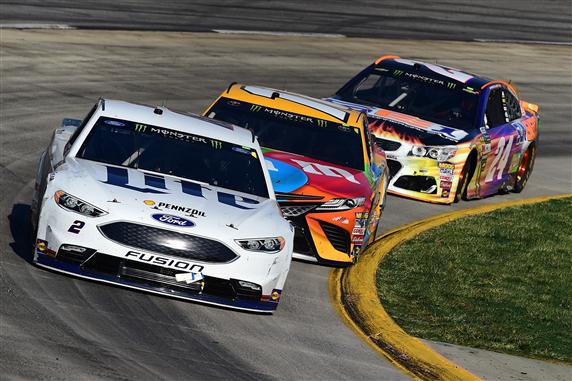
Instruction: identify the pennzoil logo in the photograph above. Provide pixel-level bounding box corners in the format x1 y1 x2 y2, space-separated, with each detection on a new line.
210 140 222 149
134 123 147 132
250 105 262 112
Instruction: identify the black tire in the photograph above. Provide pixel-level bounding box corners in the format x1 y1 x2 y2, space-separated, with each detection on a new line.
513 143 536 193
454 152 476 203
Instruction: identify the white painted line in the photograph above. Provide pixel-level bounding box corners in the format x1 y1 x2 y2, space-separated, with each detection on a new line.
0 23 75 30
213 29 345 38
474 38 571 46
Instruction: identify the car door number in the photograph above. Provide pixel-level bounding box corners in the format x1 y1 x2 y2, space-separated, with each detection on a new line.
485 136 514 183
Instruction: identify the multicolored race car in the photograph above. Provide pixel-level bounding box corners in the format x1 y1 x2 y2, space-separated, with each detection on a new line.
204 84 389 264
326 55 539 204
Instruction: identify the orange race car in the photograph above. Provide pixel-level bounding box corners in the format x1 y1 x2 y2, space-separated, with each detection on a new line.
204 84 389 264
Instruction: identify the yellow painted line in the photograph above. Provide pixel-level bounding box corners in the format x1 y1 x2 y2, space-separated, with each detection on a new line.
330 194 572 381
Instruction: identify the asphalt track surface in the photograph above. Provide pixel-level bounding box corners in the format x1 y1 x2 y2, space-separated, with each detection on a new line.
1 28 571 381
2 0 572 43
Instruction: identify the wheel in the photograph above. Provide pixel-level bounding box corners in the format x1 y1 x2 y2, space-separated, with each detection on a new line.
513 143 536 193
454 154 475 203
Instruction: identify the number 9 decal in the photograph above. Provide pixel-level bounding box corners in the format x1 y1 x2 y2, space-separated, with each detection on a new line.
68 220 85 234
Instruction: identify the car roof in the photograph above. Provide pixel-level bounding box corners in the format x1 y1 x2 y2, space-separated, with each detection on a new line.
99 99 256 147
222 83 366 127
374 55 499 91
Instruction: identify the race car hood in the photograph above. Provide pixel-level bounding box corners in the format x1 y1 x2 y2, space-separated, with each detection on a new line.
262 149 372 200
51 158 282 237
325 97 476 146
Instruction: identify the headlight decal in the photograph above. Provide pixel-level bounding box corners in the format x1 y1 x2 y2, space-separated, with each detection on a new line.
54 190 107 217
315 197 365 211
236 237 285 253
409 145 457 161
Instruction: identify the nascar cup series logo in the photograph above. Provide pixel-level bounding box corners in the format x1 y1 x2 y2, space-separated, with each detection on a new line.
152 213 195 227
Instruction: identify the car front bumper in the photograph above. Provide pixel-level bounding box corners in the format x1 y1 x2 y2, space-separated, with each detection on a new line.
33 199 291 313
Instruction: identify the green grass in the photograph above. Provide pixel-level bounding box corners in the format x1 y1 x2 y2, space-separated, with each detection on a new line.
376 197 572 363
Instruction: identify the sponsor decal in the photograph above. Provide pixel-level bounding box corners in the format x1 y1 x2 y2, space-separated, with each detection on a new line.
352 235 365 243
156 202 206 218
438 162 455 171
232 146 251 155
482 143 492 154
175 272 204 284
441 180 452 189
292 159 359 184
441 189 450 198
125 251 204 272
439 175 453 182
227 100 241 107
354 218 366 228
151 213 195 227
352 227 366 235
352 245 361 256
102 166 260 210
438 162 455 176
143 199 156 206
210 139 222 149
509 153 522 173
332 216 350 224
104 119 125 127
36 239 47 253
271 289 282 301
355 212 369 219
134 123 147 132
265 157 308 193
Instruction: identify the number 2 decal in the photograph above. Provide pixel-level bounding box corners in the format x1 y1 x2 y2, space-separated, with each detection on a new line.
485 136 514 183
68 220 85 234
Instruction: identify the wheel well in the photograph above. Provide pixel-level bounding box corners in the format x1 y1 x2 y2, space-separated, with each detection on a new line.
465 149 478 185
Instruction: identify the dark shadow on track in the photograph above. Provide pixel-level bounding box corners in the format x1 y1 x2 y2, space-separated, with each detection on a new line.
8 203 34 263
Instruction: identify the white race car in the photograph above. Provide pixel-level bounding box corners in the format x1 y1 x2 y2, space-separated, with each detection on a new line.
31 99 293 312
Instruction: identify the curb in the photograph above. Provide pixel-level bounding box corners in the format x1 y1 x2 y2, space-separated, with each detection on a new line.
329 194 572 380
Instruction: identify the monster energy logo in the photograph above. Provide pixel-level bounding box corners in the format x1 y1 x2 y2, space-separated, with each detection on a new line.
393 69 404 76
210 140 222 149
447 83 457 89
317 119 327 127
250 105 262 112
134 124 147 132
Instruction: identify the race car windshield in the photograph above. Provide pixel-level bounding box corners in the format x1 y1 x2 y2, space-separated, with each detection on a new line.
206 99 365 170
77 117 269 198
337 68 479 130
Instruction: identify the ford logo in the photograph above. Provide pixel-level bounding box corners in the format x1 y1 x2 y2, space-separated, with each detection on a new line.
151 213 195 228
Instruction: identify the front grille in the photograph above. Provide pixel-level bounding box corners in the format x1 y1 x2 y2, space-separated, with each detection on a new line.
393 175 437 194
387 159 402 178
375 138 402 152
120 262 203 291
318 221 350 254
281 204 318 217
287 215 317 257
81 253 256 299
98 222 237 263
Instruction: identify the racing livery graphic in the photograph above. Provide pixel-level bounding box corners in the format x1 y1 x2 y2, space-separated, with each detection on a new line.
205 84 389 264
31 99 293 312
326 55 539 204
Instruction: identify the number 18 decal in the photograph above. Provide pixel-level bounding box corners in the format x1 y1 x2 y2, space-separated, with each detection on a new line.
485 136 514 183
